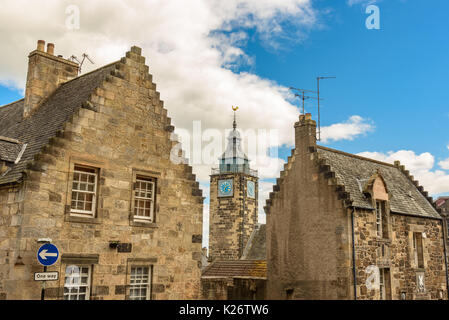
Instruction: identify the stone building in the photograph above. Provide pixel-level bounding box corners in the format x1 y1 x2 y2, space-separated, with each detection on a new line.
436 197 449 237
202 114 266 299
265 113 448 300
0 41 204 300
435 197 449 260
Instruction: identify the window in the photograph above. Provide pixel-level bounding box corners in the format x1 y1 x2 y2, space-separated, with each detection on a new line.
286 289 294 300
413 232 424 268
129 266 151 300
375 201 388 238
133 176 156 221
70 165 98 216
379 268 391 300
64 265 91 300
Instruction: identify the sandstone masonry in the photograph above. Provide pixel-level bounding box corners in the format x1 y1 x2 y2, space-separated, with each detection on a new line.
0 41 203 300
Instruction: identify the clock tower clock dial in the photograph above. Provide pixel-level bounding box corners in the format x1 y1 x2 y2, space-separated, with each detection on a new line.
218 179 233 197
247 180 255 199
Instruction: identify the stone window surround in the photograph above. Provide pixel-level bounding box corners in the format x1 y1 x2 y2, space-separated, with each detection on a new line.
408 224 428 271
379 267 392 300
372 199 392 241
128 265 152 300
70 165 98 216
57 254 99 300
129 168 160 228
64 156 104 224
124 258 157 300
64 159 162 227
63 264 92 300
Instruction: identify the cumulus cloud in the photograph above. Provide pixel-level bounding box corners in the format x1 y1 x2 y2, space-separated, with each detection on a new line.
0 0 318 178
439 158 449 170
320 115 374 143
202 203 210 248
357 150 449 195
258 181 275 224
0 0 380 245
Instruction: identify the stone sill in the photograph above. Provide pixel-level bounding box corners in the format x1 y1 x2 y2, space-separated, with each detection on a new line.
130 220 158 228
66 214 101 224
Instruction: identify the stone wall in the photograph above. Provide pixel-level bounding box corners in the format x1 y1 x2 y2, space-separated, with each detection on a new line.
354 209 447 300
0 47 203 300
209 173 258 261
201 278 266 300
0 185 26 300
266 116 447 300
266 118 353 300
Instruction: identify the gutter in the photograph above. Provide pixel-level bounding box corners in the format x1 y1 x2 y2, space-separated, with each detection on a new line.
351 207 357 300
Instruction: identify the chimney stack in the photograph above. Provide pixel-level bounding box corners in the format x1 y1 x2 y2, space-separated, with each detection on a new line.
37 40 45 52
294 112 317 152
23 40 79 118
47 43 55 55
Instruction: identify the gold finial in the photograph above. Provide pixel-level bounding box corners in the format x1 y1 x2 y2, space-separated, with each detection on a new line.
232 105 239 111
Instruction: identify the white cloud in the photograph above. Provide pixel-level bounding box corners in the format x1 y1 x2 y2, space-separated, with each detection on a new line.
202 203 210 249
258 181 275 224
357 150 449 195
320 115 374 143
0 0 318 179
439 158 449 170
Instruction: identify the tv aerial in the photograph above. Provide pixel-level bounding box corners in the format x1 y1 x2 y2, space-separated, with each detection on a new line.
69 53 95 74
316 76 336 141
289 87 322 115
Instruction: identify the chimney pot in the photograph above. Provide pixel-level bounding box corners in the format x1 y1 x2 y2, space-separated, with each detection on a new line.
305 113 312 120
37 40 45 52
47 43 55 55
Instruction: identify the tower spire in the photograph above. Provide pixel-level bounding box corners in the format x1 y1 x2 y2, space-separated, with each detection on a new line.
232 105 238 130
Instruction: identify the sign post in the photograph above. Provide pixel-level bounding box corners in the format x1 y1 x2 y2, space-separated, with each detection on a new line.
36 243 59 300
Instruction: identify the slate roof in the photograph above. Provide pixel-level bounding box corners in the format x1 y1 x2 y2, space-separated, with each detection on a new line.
317 146 440 219
242 224 266 260
202 260 266 279
0 62 117 185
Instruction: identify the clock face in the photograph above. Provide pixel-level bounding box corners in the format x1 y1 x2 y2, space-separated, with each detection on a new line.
218 179 233 197
247 180 255 198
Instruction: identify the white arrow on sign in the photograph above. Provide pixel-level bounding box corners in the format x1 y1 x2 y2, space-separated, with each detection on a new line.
39 249 58 260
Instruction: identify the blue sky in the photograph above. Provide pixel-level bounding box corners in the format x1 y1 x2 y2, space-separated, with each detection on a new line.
243 0 449 198
0 0 448 248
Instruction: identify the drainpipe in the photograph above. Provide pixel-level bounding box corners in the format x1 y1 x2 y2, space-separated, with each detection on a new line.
441 217 449 299
351 207 357 300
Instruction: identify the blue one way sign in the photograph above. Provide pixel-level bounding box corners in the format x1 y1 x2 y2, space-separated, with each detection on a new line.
37 243 59 266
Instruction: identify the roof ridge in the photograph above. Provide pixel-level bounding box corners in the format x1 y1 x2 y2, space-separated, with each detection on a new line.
264 147 296 214
0 98 25 109
0 136 21 144
59 60 120 87
317 145 396 168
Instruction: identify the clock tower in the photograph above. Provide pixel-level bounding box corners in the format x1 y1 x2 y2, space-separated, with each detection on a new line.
209 109 259 261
